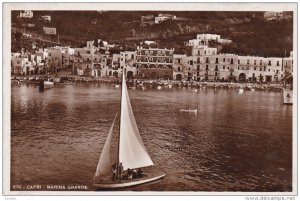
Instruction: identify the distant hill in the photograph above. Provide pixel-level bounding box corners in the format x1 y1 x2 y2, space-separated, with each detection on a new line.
11 11 293 57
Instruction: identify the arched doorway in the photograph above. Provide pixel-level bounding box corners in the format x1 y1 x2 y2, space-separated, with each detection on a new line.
176 74 182 81
113 71 118 78
239 73 246 82
127 71 133 79
98 70 101 77
166 65 172 69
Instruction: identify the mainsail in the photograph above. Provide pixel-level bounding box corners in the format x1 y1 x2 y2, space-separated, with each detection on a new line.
119 73 154 170
94 113 117 178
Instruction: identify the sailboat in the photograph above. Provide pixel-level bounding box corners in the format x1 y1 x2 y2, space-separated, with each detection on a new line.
92 72 165 189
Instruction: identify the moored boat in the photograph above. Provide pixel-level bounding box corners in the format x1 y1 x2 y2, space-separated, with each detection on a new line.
283 89 293 105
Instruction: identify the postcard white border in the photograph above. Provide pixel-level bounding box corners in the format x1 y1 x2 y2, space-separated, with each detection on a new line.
2 2 298 196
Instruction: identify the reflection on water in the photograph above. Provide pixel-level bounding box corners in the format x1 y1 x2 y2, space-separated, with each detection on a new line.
11 83 292 191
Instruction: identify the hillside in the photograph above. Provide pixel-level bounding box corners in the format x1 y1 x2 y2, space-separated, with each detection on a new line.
11 11 293 57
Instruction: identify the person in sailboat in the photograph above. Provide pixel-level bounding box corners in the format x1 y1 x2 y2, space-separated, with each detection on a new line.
119 162 124 181
137 168 147 178
126 168 133 180
132 169 138 179
112 163 117 181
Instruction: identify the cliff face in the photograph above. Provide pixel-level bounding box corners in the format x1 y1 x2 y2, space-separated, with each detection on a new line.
11 11 293 57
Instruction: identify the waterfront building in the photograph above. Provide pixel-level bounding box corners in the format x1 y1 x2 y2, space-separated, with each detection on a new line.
135 46 174 79
283 52 293 75
11 55 35 76
46 47 64 72
35 48 49 60
119 51 136 78
237 56 283 82
91 54 112 78
173 54 186 81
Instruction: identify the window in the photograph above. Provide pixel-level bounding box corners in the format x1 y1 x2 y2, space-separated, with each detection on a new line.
190 60 193 65
95 58 97 60
238 66 239 70
268 69 270 72
205 65 208 70
223 58 225 62
197 65 200 71
206 58 209 63
197 72 200 76
264 66 266 71
216 58 218 63
260 68 262 71
17 61 20 64
254 67 256 70
204 51 206 54
277 61 280 66
247 60 249 65
231 58 234 64
215 65 218 71
87 51 90 54
227 67 229 70
238 60 240 64
268 61 271 65
223 65 225 69
254 60 256 65
260 60 262 65
178 67 180 71
87 58 90 61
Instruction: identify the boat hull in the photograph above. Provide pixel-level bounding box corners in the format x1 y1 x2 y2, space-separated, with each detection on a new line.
44 81 54 88
93 174 165 189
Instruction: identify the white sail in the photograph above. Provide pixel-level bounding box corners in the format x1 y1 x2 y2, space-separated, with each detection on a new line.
119 73 154 170
94 114 117 178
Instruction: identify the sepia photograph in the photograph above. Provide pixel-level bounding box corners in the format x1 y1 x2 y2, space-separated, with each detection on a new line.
2 2 297 197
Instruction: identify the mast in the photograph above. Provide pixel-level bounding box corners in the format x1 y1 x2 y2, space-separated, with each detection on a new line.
117 70 124 180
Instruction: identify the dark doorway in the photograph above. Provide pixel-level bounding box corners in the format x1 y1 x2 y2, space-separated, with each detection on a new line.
176 74 183 81
127 71 133 79
239 73 246 82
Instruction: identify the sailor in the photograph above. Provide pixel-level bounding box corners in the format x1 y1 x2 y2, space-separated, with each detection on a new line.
137 168 147 178
112 163 117 181
127 168 133 180
132 169 137 179
119 162 124 181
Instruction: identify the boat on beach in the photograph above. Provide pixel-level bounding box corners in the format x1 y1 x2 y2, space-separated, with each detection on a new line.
93 72 165 189
44 80 54 88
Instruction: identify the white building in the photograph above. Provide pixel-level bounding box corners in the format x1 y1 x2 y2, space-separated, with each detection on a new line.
41 15 51 22
19 10 33 18
43 27 57 35
154 14 176 24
